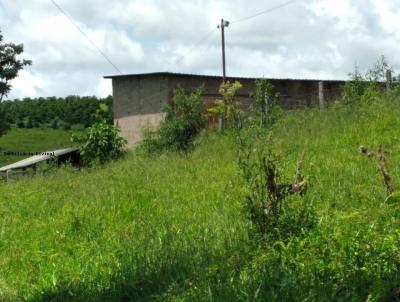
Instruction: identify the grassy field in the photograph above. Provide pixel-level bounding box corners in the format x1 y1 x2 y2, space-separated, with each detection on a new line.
0 128 74 166
1 99 400 301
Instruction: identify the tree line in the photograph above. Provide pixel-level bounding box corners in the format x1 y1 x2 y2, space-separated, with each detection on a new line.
0 95 113 131
0 28 113 135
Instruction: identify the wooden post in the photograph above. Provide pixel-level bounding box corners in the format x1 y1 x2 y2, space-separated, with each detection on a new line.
386 70 392 93
218 116 223 132
6 170 10 182
318 81 325 110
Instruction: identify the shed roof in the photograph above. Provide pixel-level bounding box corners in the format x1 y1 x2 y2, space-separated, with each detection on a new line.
104 71 346 83
0 148 79 172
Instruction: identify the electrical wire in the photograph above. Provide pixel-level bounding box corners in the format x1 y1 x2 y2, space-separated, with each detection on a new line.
174 27 218 65
172 0 302 71
230 0 300 24
50 0 123 74
197 29 219 57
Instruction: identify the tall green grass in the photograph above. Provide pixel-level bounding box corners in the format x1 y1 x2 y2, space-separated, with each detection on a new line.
1 99 400 301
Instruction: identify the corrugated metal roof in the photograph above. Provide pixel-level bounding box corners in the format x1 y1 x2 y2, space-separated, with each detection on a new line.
104 71 346 83
0 148 79 172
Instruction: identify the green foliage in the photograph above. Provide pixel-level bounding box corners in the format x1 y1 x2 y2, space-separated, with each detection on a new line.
252 78 282 128
0 106 10 136
16 119 24 128
71 120 127 165
0 28 31 136
70 123 85 131
25 116 33 128
141 86 207 153
343 56 392 105
208 81 244 131
0 28 32 102
0 95 114 130
50 117 60 129
61 121 71 131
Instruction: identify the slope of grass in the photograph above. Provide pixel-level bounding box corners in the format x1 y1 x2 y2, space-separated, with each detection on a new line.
0 128 74 166
1 100 400 301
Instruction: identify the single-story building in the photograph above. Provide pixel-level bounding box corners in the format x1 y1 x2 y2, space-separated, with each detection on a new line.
104 72 345 147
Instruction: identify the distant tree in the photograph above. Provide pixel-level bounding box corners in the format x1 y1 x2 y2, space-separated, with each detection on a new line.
0 107 9 135
0 28 31 136
0 29 32 102
16 119 25 128
0 95 113 130
50 117 60 129
26 117 33 128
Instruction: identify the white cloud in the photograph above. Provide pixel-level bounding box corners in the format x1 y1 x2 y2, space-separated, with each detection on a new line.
1 0 399 99
10 70 47 98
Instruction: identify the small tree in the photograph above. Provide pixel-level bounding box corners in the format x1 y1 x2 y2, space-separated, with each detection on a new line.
208 81 243 131
141 86 207 153
0 28 31 136
253 78 281 128
71 120 127 165
0 29 32 102
343 56 392 105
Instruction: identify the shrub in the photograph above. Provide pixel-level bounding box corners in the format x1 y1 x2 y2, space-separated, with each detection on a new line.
237 133 314 240
252 78 281 128
208 81 244 132
343 56 392 106
140 86 207 153
71 120 127 165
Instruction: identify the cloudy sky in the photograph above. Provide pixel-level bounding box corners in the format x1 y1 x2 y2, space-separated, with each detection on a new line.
1 0 399 99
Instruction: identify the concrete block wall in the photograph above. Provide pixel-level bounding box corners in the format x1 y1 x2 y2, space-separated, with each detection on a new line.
106 72 346 147
111 74 169 147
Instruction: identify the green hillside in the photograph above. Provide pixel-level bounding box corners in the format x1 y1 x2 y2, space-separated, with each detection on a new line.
1 99 400 301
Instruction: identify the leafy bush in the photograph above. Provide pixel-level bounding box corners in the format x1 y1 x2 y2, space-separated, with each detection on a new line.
140 86 207 153
343 56 392 105
208 81 244 131
252 78 282 128
71 120 127 165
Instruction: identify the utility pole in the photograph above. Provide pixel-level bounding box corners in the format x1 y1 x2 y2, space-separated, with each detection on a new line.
218 19 229 82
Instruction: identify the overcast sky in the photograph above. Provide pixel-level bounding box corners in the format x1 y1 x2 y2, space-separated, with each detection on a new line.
1 0 399 99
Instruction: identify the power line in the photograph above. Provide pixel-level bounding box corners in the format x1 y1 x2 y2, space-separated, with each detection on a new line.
175 0 301 67
198 29 219 57
50 0 122 74
230 0 300 24
174 28 218 65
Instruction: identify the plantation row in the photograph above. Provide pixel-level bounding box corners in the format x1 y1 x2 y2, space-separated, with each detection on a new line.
0 95 113 132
